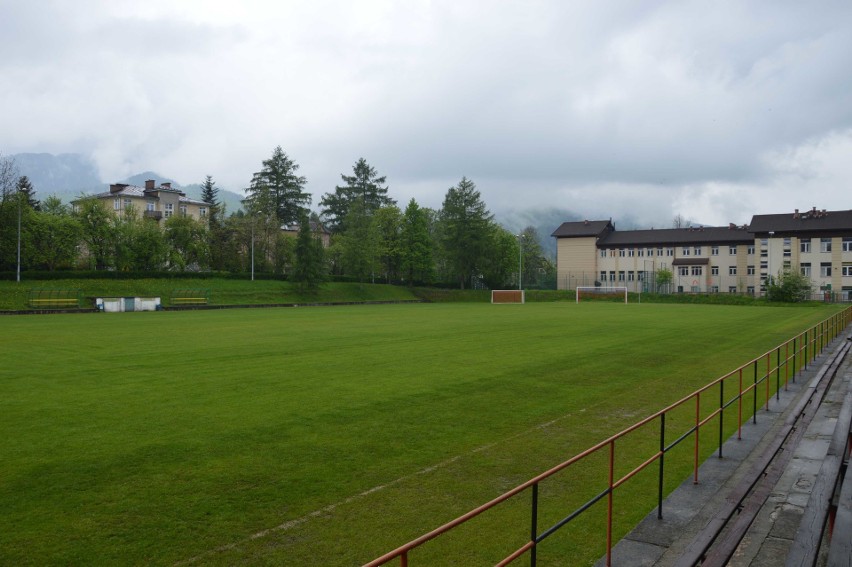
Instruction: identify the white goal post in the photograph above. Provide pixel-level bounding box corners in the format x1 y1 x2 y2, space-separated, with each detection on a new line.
492 290 525 304
576 286 628 304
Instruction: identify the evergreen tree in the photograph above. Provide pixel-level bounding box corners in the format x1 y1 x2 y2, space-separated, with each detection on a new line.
200 175 219 210
246 147 310 225
320 158 394 233
16 176 39 210
439 177 493 289
400 199 434 285
519 226 550 288
292 213 326 292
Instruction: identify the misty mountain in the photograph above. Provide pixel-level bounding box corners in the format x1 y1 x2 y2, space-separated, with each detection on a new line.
494 207 584 259
11 153 102 196
11 152 245 212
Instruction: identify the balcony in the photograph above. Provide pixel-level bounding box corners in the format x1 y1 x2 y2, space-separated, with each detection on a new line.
144 210 163 220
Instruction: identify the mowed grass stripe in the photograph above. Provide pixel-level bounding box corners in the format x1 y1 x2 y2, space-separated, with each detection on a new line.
0 302 840 565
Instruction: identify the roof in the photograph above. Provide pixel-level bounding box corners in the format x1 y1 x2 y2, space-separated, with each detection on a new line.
599 226 752 247
281 221 331 234
551 220 613 238
749 208 852 235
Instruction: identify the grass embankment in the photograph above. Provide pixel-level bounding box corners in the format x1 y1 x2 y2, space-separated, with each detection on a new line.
0 279 418 310
0 302 844 566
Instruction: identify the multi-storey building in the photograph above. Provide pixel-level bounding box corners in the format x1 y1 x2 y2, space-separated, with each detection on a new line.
84 179 210 222
552 207 852 299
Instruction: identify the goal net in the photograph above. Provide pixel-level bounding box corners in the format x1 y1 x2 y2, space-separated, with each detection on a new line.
492 290 525 304
576 286 628 304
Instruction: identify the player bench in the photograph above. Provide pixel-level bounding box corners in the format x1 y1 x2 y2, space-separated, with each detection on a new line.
28 290 81 309
170 289 210 306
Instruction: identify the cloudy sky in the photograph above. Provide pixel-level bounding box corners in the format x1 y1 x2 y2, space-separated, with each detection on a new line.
1 0 851 227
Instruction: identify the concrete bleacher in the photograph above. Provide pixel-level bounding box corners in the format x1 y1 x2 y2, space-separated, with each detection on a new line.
597 334 852 567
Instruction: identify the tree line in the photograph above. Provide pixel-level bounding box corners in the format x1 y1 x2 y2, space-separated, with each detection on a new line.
0 149 555 290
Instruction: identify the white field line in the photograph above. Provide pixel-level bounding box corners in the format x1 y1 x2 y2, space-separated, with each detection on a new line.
174 410 580 565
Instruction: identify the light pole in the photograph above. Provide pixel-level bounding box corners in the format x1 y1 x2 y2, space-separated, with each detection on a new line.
517 234 523 290
16 187 22 283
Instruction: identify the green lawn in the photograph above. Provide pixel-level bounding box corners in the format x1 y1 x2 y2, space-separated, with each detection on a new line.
0 279 419 310
0 302 843 565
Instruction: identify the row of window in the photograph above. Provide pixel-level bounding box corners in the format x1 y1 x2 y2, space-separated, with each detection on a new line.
600 238 852 258
112 198 207 218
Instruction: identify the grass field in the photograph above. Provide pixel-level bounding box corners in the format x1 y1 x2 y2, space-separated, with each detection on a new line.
0 302 843 565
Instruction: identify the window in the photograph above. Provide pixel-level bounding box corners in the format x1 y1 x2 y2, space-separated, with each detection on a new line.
711 266 719 276
711 246 719 256
628 271 635 282
694 246 702 256
729 286 737 293
821 238 832 253
200 207 207 217
682 247 690 256
747 245 755 255
609 249 616 257
619 249 625 257
678 267 689 276
165 203 173 218
114 198 120 210
729 246 737 255
820 263 832 277
180 205 187 217
691 266 702 276
729 266 737 275
600 271 606 282
800 238 811 253
123 198 132 209
747 265 755 275
666 248 674 256
842 264 852 277
609 271 616 281
783 237 791 247
747 286 755 295
628 248 635 257
618 271 625 281
638 271 645 281
843 238 852 252
600 249 606 258
657 248 663 256
760 261 768 270
801 263 811 276
146 202 155 212
761 238 768 246
710 285 719 293
637 248 644 257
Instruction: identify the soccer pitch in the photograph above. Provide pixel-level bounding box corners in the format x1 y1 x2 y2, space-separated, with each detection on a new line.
0 302 841 565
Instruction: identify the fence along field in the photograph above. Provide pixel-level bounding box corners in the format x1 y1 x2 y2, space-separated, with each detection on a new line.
0 302 842 565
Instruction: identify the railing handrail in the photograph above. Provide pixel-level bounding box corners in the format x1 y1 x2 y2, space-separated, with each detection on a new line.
364 306 851 567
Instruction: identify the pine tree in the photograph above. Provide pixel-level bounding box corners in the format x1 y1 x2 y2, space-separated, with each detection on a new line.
439 177 493 289
320 158 394 233
17 176 39 210
400 199 434 285
200 175 219 211
246 147 310 225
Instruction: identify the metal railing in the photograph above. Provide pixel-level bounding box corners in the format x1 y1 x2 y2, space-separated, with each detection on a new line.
365 306 852 567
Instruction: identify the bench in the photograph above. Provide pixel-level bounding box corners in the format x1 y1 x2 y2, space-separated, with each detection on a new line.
170 289 210 306
28 290 81 309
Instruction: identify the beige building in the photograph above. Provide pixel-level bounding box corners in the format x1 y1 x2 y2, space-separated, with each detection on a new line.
552 208 852 299
86 179 210 222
